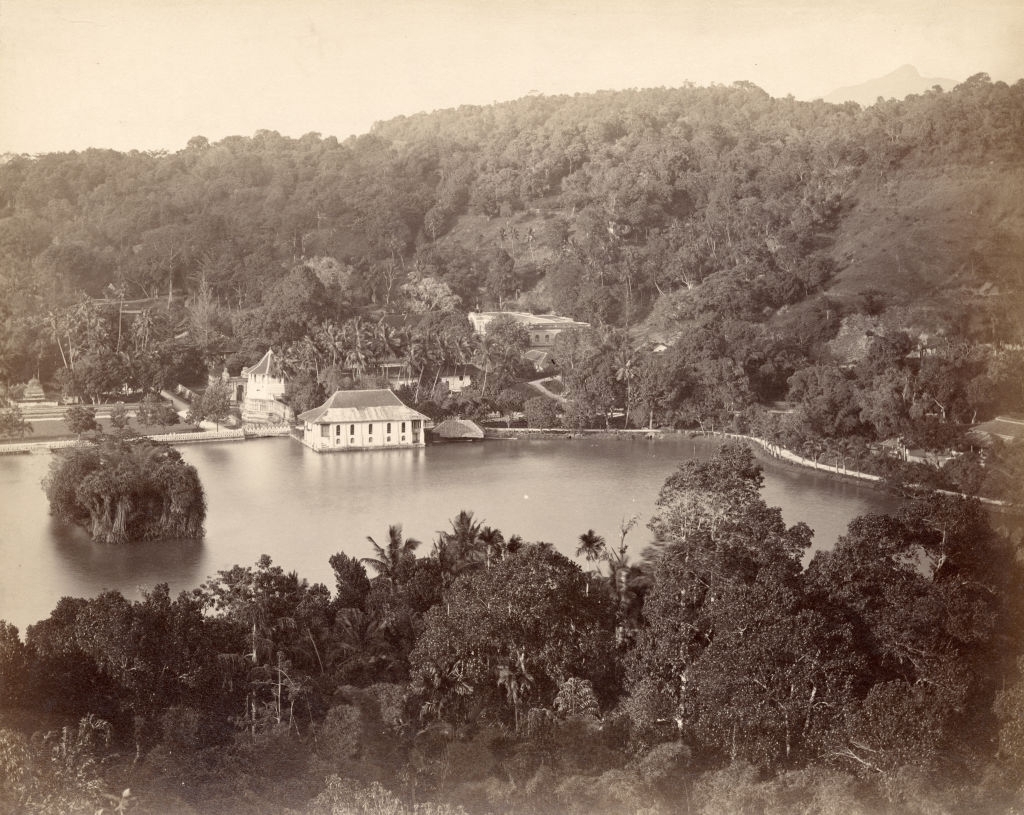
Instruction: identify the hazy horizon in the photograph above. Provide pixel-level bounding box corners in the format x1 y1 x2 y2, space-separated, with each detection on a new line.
2 0 1023 155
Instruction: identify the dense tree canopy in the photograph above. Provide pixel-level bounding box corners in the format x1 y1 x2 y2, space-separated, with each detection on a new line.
43 436 205 543
411 545 617 731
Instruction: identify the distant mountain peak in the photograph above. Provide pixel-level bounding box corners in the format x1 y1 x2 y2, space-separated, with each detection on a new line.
891 64 920 77
824 65 959 106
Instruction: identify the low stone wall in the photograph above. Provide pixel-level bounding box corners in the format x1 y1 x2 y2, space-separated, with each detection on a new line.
0 427 247 454
0 423 301 455
702 431 1016 508
709 431 881 483
483 425 883 482
484 427 665 440
0 438 80 455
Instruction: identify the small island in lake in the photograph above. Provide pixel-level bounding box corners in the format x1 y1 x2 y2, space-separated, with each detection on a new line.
43 436 205 544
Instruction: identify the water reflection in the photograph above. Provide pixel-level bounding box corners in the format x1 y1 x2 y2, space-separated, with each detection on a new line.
0 436 901 634
52 532 206 594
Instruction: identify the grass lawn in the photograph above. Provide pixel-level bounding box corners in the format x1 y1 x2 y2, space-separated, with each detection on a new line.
509 382 540 401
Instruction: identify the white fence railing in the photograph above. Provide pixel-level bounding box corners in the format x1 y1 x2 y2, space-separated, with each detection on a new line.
0 438 80 454
0 420 301 454
0 425 294 454
152 428 245 443
243 424 292 438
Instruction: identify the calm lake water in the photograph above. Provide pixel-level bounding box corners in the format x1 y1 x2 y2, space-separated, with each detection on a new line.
0 436 901 634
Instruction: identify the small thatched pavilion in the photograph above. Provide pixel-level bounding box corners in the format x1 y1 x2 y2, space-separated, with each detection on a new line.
431 418 485 442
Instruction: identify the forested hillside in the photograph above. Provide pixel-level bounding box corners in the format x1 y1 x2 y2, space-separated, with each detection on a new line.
2 74 1024 491
2 74 1021 340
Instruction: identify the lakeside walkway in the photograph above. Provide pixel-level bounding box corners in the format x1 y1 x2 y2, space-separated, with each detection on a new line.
0 424 291 455
484 426 1015 509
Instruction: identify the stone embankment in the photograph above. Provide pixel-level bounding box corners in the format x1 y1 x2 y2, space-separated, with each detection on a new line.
486 426 865 477
710 431 881 483
0 424 291 455
485 426 1015 508
484 427 665 440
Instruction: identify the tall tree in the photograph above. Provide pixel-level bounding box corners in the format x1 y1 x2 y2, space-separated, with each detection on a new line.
411 545 617 731
360 524 421 584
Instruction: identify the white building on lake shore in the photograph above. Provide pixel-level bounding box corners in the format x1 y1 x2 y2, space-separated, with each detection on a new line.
297 389 430 452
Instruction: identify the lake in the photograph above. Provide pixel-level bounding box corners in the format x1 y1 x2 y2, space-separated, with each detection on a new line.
0 436 901 634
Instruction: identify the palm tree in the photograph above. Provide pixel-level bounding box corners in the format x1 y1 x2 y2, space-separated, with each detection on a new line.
504 534 525 559
294 335 324 379
343 343 369 383
360 524 421 583
478 525 505 569
603 524 651 643
576 529 607 595
612 344 637 428
427 338 449 398
128 307 155 355
472 333 497 395
342 317 377 382
404 335 428 399
106 281 128 352
373 319 404 378
576 529 607 564
433 510 484 580
497 648 534 733
314 321 344 369
326 607 397 683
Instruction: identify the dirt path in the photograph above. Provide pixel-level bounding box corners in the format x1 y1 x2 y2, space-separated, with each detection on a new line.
526 379 567 403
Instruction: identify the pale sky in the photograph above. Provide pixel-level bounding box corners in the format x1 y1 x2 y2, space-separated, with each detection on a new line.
1 0 1023 155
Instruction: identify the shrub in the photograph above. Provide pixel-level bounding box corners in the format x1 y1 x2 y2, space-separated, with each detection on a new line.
524 396 559 428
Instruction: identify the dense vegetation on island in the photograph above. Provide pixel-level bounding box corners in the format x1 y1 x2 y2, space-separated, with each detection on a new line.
42 435 205 543
2 444 1023 814
2 75 1023 500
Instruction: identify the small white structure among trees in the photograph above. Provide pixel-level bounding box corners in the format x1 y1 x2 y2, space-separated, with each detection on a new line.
241 349 293 424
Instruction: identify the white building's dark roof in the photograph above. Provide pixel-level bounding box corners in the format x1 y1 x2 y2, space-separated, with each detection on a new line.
299 389 429 424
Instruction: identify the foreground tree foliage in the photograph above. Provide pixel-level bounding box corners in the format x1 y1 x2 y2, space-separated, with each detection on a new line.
43 436 205 543
4 443 1024 813
411 545 618 732
626 444 1024 812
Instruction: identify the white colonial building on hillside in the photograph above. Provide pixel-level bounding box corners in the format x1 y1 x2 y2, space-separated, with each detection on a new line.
467 311 589 349
297 389 430 452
